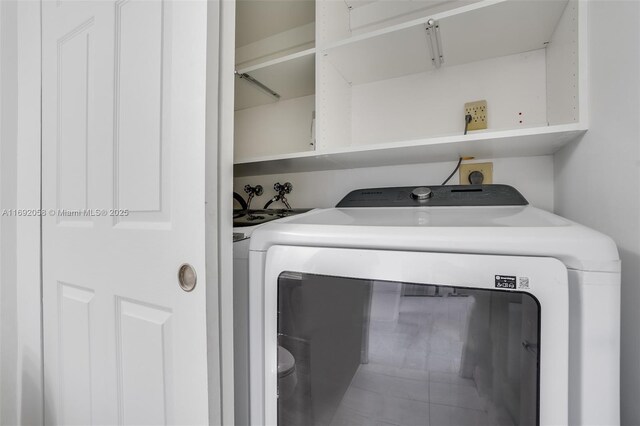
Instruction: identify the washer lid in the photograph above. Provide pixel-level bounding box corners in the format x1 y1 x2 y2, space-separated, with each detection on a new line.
250 205 620 273
283 205 566 228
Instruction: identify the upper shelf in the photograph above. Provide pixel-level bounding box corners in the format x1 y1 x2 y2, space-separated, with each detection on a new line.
235 49 316 111
322 0 569 85
234 124 585 176
235 0 315 69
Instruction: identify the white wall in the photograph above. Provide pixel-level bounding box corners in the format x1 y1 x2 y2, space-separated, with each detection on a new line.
0 1 18 423
554 1 640 425
351 49 548 146
16 1 43 424
234 155 555 211
1 1 43 424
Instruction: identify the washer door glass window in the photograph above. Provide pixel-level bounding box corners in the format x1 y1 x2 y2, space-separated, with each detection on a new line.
277 272 540 426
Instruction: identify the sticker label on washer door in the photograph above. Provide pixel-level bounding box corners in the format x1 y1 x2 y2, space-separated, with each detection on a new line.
495 275 516 289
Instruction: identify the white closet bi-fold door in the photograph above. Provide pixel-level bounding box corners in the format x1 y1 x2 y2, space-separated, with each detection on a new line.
41 1 211 424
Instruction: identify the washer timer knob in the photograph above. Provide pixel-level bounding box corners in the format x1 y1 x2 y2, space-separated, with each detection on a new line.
411 187 433 201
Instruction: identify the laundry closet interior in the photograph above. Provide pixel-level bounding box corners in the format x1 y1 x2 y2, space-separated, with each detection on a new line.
230 1 604 426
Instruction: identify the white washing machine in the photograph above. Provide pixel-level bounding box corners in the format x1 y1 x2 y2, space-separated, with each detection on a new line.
248 185 620 426
233 208 315 426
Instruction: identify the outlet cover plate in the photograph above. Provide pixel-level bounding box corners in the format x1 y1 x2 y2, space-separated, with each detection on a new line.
459 162 493 185
464 100 488 131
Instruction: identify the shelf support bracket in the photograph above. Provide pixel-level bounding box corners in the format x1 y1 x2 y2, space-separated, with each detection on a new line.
425 19 444 68
234 70 281 101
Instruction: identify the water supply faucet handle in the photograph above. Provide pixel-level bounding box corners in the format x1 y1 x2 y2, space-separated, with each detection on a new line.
272 182 293 209
244 184 263 196
243 184 263 212
274 182 292 195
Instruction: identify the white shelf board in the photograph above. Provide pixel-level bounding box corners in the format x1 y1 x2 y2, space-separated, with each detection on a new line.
322 0 568 85
236 22 315 70
234 124 585 176
235 48 316 111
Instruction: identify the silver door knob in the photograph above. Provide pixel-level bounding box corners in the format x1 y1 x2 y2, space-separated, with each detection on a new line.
178 263 197 292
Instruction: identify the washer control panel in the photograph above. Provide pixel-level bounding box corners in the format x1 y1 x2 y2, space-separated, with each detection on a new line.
336 184 528 207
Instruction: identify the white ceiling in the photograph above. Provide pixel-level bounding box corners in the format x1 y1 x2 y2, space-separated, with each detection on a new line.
236 0 316 48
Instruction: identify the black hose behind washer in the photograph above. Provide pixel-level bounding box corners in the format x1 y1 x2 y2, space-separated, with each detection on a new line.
233 192 248 210
263 198 276 209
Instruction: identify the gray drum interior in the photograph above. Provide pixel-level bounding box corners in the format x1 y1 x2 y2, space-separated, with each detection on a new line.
277 273 540 426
